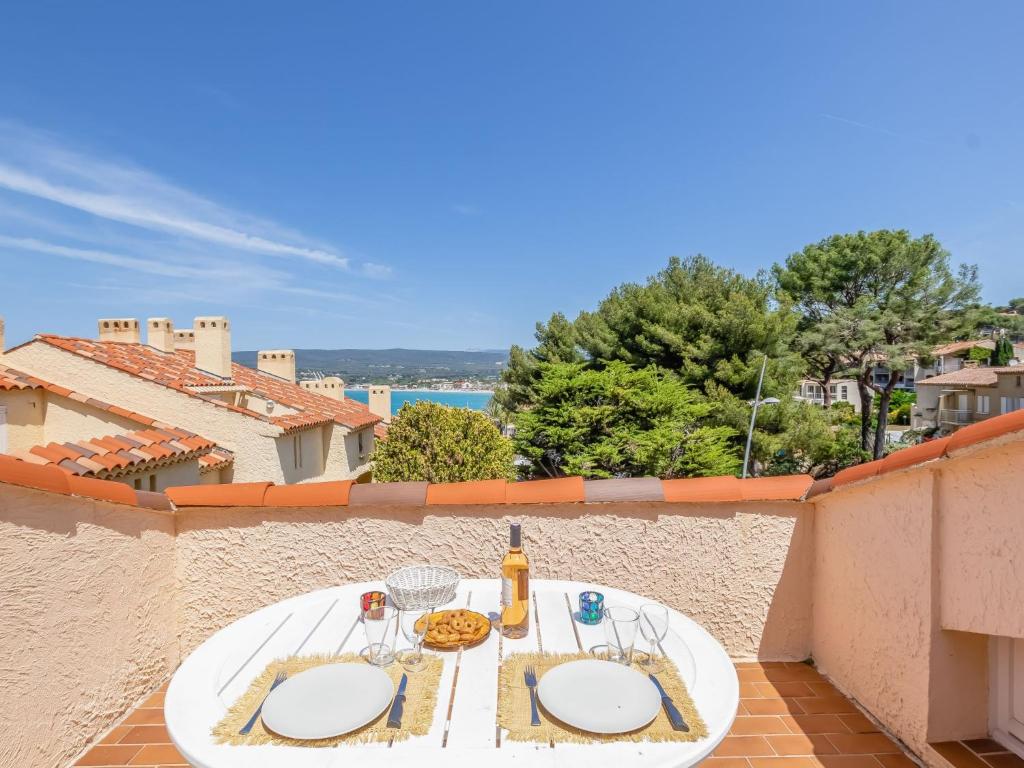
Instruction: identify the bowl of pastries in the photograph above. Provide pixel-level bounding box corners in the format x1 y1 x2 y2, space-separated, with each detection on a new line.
416 608 492 650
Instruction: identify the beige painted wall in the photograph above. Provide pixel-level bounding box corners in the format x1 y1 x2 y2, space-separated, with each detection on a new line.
277 427 326 484
41 393 143 444
810 441 1024 757
0 388 44 452
174 501 813 660
0 484 178 768
938 442 1024 639
4 341 366 484
120 459 202 492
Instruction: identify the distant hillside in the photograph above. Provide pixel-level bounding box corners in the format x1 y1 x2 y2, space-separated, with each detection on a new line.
234 348 509 383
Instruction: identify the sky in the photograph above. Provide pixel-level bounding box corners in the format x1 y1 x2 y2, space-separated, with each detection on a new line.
0 2 1022 352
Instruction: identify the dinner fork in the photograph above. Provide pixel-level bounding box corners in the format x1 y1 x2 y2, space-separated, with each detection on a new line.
239 671 288 735
523 665 541 727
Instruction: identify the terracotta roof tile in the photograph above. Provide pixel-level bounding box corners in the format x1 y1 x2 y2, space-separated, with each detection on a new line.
34 335 382 432
832 461 881 489
739 475 814 501
426 478 508 505
583 477 665 503
166 482 271 507
0 455 71 495
198 448 234 473
67 475 138 506
349 481 429 506
916 368 998 387
879 437 950 474
505 476 585 504
662 476 742 503
264 481 353 507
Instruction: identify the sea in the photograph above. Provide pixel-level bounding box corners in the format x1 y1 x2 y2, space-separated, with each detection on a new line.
345 389 493 415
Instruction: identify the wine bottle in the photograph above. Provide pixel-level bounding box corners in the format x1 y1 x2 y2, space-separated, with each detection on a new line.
500 522 530 639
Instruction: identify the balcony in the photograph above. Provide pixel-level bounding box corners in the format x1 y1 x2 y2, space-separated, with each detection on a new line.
2 409 1024 768
939 409 984 426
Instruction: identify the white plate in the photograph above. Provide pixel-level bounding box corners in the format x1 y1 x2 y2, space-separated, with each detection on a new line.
537 659 662 734
260 663 395 740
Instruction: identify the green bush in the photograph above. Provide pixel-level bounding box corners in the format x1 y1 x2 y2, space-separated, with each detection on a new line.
371 401 516 483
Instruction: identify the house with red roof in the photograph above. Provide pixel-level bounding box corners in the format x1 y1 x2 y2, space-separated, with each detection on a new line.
0 316 384 485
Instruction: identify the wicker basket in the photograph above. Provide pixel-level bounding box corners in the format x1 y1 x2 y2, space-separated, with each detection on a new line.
385 565 460 610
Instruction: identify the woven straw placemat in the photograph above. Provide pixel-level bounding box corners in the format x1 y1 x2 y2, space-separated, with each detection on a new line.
498 652 708 744
212 653 442 746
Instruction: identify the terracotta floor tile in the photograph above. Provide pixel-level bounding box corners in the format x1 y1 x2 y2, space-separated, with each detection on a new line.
877 755 918 768
931 742 991 768
75 744 144 766
757 682 816 698
817 756 886 768
807 682 842 697
705 758 753 768
797 696 859 715
127 744 186 765
740 668 773 682
749 759 825 768
827 733 901 755
99 725 134 745
714 736 777 757
839 713 880 734
140 690 166 709
765 666 825 683
983 754 1024 768
118 724 170 744
745 698 806 716
964 740 1010 755
743 683 767 698
731 716 792 735
123 708 166 726
784 714 850 734
768 734 839 756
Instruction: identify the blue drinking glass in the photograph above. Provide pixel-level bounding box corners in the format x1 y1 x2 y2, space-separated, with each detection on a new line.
578 591 604 625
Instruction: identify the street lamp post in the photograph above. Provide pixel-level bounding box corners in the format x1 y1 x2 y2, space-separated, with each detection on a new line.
742 355 780 479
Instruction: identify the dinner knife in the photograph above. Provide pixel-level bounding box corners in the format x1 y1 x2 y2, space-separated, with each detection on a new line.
387 673 409 728
648 674 689 732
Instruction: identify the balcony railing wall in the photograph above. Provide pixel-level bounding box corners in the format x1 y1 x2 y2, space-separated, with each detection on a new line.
1 426 1022 768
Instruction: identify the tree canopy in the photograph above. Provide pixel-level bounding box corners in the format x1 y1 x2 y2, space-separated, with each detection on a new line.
371 401 516 483
512 361 740 479
775 230 979 457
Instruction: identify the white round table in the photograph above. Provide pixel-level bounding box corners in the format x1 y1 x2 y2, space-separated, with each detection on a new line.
166 578 738 768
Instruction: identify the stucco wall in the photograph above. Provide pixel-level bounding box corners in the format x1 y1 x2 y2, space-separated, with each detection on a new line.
0 387 44 452
120 459 202 492
810 443 1021 756
938 440 1024 638
812 470 937 754
0 484 178 768
42 393 142 444
174 501 813 660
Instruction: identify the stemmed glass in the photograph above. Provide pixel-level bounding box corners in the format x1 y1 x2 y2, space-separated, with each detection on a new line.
638 603 670 672
398 608 431 672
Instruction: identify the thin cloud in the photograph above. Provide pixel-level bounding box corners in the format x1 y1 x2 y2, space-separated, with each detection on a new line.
0 121 384 274
820 113 949 149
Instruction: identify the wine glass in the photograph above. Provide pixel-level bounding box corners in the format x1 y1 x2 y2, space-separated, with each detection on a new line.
398 608 431 672
638 604 670 672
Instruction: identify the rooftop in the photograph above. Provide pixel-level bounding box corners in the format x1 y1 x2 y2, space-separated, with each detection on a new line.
29 334 383 433
916 365 1024 387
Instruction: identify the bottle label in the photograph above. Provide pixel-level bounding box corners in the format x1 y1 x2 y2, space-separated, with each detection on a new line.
501 576 513 606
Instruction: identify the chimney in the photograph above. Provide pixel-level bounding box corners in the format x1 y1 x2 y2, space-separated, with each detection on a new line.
257 350 296 383
147 317 175 353
97 318 140 343
193 316 232 379
173 329 195 350
299 376 345 401
368 384 392 424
